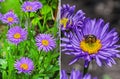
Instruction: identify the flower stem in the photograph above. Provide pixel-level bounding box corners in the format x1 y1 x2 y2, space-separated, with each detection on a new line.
83 61 90 76
16 45 18 56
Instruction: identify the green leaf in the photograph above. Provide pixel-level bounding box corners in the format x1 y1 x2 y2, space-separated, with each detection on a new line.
52 1 58 9
32 74 44 79
2 71 7 79
40 0 47 4
30 13 35 17
0 59 7 69
32 17 40 25
44 77 49 79
41 5 51 15
0 0 21 16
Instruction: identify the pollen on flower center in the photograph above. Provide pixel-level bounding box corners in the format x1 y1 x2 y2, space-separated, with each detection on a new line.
60 18 69 28
20 63 28 70
26 6 32 10
7 17 14 22
80 35 102 54
14 33 21 39
41 40 49 46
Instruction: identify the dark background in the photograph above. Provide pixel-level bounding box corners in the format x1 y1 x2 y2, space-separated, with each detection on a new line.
61 0 120 79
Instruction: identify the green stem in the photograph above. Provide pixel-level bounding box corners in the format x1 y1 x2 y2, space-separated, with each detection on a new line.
16 45 18 56
7 47 12 79
38 22 42 32
42 15 46 32
25 12 30 29
83 61 90 76
25 74 29 79
36 50 42 72
27 12 30 28
38 50 42 59
39 51 47 71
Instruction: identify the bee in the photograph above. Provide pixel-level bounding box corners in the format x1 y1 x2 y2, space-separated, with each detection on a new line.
84 35 97 43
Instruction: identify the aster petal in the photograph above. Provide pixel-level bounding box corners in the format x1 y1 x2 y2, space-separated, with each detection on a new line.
84 60 90 68
109 58 116 64
70 70 82 79
97 54 107 59
61 38 69 42
100 23 109 39
69 57 79 65
83 74 91 79
106 60 112 67
61 70 68 79
95 56 102 66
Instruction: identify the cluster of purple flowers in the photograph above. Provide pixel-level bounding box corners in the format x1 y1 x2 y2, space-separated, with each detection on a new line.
1 0 119 78
0 1 42 25
61 4 120 78
0 1 56 74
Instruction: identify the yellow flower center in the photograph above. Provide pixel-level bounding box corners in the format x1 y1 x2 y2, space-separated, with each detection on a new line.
60 18 69 28
42 40 49 46
7 17 14 22
20 63 29 70
26 6 32 10
14 33 21 39
80 35 102 54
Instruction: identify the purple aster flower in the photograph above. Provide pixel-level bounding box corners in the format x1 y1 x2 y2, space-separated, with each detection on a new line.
14 57 34 74
33 1 42 11
1 11 19 26
35 34 56 52
0 13 2 20
0 0 4 2
61 18 120 67
7 26 27 45
22 1 34 12
61 69 97 79
61 70 68 79
60 4 85 31
21 1 42 12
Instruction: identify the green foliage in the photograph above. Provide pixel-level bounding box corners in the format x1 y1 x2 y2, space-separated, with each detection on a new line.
0 0 21 16
0 0 59 79
41 5 51 15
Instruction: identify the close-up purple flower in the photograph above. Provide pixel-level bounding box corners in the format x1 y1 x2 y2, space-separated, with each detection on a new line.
61 18 120 67
21 1 42 12
1 11 19 26
7 26 27 45
35 34 56 52
61 69 97 79
60 4 85 31
14 57 34 74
